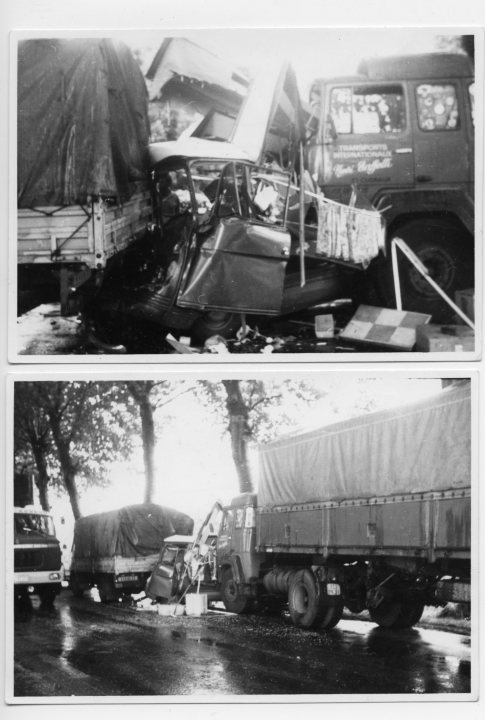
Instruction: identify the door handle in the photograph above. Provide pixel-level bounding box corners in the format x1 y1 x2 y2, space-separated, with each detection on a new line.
416 175 433 183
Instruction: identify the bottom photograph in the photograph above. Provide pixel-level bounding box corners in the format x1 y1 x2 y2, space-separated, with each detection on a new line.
8 374 473 699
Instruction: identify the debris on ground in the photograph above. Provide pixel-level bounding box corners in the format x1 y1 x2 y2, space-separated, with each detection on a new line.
415 323 475 352
339 304 432 351
17 303 84 355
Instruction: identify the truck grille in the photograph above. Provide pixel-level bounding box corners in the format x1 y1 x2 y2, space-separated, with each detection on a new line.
15 545 61 572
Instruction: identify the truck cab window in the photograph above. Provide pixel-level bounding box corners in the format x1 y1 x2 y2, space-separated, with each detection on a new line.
330 85 405 134
416 84 459 131
156 167 191 225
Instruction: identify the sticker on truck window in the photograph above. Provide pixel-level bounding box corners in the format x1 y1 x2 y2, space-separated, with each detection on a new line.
330 85 406 135
416 84 459 131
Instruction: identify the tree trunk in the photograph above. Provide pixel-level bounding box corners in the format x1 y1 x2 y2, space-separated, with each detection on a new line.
222 380 253 493
139 398 156 504
126 382 157 504
48 415 82 519
31 444 50 511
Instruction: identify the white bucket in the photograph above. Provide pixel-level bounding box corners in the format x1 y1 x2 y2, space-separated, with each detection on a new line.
185 593 208 616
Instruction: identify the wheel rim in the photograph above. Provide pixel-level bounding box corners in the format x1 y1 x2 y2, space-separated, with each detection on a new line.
407 246 456 297
293 584 310 615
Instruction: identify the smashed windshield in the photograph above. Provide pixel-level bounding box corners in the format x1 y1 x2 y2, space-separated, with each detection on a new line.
15 513 56 538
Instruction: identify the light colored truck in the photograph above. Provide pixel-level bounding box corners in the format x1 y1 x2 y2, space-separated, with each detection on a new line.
14 506 63 606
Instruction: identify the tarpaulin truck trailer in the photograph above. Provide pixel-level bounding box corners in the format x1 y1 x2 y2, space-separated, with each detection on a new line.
307 52 475 320
215 384 471 630
14 476 63 606
69 504 193 602
17 38 153 314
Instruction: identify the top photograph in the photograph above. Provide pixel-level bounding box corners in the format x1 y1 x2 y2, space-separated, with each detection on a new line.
12 29 480 360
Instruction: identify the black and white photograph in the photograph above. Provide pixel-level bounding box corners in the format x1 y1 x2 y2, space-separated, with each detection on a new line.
7 373 475 699
11 27 480 360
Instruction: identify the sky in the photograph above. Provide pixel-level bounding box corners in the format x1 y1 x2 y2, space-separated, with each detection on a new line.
120 28 449 97
48 376 445 551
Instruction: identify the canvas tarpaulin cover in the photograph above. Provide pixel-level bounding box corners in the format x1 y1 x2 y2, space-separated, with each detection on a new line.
258 385 471 506
18 38 150 207
73 504 194 559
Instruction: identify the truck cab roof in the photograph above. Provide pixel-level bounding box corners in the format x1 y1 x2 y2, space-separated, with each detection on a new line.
148 137 252 167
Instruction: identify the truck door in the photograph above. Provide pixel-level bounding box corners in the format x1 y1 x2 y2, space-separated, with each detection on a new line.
411 79 471 188
313 81 413 202
178 162 291 314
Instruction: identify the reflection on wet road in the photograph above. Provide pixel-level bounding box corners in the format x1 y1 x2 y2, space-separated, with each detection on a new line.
13 592 471 697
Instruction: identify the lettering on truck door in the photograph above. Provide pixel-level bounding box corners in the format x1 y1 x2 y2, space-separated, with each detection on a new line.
320 82 414 201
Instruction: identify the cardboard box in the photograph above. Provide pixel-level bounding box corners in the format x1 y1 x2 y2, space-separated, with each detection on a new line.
415 324 475 352
315 314 334 338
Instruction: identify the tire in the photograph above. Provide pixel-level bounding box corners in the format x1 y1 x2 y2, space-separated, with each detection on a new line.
368 599 403 628
221 569 251 614
98 575 118 604
369 599 424 629
69 573 85 599
190 311 242 345
320 601 344 631
379 219 473 322
288 569 324 630
39 586 58 607
394 601 425 629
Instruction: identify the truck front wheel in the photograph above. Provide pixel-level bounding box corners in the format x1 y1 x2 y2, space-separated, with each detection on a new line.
221 569 251 614
320 600 344 631
288 569 324 629
39 586 58 607
379 219 473 322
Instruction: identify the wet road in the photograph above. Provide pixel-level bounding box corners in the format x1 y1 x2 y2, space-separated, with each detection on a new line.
13 591 471 697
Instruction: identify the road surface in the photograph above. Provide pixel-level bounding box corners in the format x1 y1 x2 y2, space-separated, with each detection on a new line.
12 590 472 698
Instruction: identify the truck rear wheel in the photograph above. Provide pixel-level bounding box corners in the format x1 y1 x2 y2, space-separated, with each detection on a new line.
369 598 424 629
98 575 118 603
221 569 251 614
380 219 473 322
288 569 324 629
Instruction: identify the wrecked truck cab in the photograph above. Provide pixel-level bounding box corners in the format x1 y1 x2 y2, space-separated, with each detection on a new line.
146 502 224 603
85 137 381 351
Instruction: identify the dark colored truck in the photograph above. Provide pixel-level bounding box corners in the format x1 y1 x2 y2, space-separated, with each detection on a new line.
69 503 193 602
307 52 475 319
151 384 471 631
17 38 153 314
